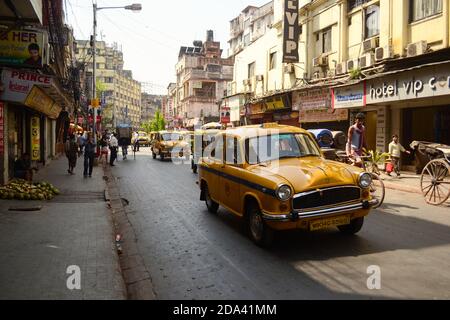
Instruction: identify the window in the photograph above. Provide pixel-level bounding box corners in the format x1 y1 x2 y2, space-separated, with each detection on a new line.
365 4 380 38
348 0 371 11
248 62 255 78
211 135 224 162
269 52 277 70
322 27 332 53
225 136 242 165
410 0 442 22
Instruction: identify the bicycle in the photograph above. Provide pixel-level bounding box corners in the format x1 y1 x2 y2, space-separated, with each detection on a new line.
335 151 385 209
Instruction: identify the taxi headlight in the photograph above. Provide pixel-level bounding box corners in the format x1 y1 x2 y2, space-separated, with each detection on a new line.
359 172 372 188
276 185 292 201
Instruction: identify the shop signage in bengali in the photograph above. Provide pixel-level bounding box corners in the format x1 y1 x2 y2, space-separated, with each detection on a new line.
24 86 61 119
31 116 40 161
299 108 348 123
0 102 4 154
367 65 450 104
331 82 366 109
293 88 331 111
283 0 299 63
0 29 46 67
0 68 53 103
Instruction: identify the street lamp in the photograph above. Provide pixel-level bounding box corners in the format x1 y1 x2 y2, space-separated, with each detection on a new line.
92 2 142 144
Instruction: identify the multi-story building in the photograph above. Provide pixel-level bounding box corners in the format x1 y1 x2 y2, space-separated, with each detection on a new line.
75 40 141 130
230 0 450 170
141 93 163 124
174 30 234 128
228 2 274 57
0 0 80 184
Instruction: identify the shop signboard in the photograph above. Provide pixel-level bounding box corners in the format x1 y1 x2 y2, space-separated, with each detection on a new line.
0 68 53 103
331 82 366 109
31 116 40 161
0 29 46 67
229 95 243 122
265 95 289 110
299 108 348 123
283 0 300 63
367 64 450 104
24 86 61 119
293 88 331 111
0 102 4 154
220 99 230 124
274 111 299 121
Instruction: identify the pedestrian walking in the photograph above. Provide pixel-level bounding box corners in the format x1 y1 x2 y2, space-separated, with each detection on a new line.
109 133 119 166
346 113 367 167
65 134 78 175
388 134 411 177
83 135 96 178
119 136 130 160
78 132 87 157
98 134 109 164
133 131 140 152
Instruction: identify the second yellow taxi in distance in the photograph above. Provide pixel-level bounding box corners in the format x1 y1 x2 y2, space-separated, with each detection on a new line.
198 123 377 246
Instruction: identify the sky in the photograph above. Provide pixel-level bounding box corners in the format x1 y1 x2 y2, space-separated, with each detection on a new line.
66 0 270 95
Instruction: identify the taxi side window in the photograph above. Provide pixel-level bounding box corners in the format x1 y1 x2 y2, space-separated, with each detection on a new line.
211 134 224 162
225 136 242 165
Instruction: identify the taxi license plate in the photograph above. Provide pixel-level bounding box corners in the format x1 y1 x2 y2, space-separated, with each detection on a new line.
309 215 351 231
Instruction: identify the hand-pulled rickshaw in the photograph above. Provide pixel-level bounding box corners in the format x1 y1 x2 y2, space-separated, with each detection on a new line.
410 141 450 205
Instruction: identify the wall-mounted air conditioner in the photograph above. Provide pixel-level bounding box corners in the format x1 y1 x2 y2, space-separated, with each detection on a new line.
335 62 347 75
359 53 374 68
363 37 379 52
374 45 393 61
407 40 427 57
347 58 360 71
312 55 328 68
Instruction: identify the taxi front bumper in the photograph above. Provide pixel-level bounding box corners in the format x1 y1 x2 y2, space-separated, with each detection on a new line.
261 199 378 222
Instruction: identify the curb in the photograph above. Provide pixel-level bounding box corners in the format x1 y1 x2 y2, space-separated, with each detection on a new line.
103 164 156 300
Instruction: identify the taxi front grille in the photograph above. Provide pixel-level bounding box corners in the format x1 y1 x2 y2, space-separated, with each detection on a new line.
293 186 361 210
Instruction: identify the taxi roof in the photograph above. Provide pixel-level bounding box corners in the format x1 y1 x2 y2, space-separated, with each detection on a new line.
223 124 309 139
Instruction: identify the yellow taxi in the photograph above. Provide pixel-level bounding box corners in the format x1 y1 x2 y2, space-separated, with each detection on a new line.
197 124 377 246
151 131 190 160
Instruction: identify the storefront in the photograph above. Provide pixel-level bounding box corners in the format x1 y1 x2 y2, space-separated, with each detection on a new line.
0 68 62 182
294 87 349 132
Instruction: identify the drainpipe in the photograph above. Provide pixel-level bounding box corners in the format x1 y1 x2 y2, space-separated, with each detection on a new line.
444 0 449 48
339 1 348 62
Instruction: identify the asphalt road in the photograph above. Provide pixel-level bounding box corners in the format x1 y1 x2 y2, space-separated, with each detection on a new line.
111 148 450 299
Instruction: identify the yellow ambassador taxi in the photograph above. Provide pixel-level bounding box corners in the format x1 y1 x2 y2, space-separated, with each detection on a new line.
198 124 377 246
151 131 190 160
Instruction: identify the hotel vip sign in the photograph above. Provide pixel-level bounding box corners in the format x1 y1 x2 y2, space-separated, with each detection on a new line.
283 0 300 63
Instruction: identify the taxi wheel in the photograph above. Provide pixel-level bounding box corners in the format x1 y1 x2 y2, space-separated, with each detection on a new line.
338 217 364 235
204 184 218 214
247 203 273 247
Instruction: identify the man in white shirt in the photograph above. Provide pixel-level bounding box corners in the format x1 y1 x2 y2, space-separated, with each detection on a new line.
109 133 119 166
388 134 410 176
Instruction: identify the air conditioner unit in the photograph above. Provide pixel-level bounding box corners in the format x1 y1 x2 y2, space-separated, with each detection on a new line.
284 64 295 73
335 62 347 75
312 55 328 67
374 46 393 61
347 58 360 71
363 38 379 52
359 53 374 68
255 74 263 81
407 40 427 57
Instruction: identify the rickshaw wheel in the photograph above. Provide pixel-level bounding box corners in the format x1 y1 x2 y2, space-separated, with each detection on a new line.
420 159 450 205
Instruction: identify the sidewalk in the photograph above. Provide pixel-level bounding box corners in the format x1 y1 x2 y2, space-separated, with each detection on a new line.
0 155 126 299
380 171 422 194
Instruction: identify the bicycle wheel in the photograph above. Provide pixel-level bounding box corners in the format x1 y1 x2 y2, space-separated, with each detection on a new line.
369 173 385 209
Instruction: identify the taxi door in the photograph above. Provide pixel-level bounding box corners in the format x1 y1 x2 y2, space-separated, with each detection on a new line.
201 133 224 203
219 135 243 215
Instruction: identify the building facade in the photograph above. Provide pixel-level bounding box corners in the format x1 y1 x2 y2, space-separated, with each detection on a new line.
75 40 142 130
229 0 450 170
0 0 80 184
141 93 163 125
174 30 234 129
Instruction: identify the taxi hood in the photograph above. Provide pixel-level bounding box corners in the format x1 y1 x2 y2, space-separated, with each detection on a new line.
249 157 360 192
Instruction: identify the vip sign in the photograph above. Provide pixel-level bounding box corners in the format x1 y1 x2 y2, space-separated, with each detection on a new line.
283 0 300 63
31 116 40 161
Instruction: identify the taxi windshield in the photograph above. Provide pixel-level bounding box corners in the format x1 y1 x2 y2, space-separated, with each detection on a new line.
245 133 321 164
162 133 181 141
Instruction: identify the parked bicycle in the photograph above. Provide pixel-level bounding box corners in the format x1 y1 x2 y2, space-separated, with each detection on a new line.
335 150 385 209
